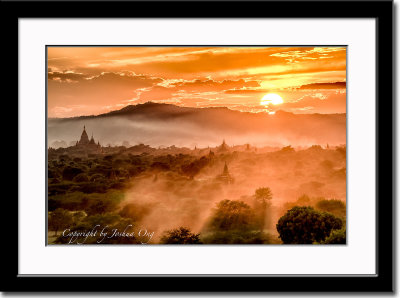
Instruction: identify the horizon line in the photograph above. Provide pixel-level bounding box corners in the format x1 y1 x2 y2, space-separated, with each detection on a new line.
48 101 347 120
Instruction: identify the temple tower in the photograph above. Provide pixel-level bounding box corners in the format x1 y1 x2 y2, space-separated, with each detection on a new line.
79 126 90 145
89 132 96 145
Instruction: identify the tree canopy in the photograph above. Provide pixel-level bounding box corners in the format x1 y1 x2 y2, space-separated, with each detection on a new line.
323 228 346 244
206 200 257 232
160 227 202 244
48 208 73 236
254 187 273 207
276 206 343 244
315 199 346 219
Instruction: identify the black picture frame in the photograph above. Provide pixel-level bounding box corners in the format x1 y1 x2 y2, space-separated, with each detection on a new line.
7 0 393 293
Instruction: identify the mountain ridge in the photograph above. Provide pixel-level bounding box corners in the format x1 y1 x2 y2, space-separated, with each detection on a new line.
48 102 346 148
49 102 346 121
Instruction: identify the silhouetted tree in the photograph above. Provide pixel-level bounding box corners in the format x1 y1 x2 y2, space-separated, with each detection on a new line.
72 210 86 224
73 173 89 183
276 206 342 244
323 228 346 244
207 200 257 231
181 156 209 179
160 227 202 244
48 208 73 236
62 166 84 180
315 199 346 219
86 199 118 215
253 187 273 230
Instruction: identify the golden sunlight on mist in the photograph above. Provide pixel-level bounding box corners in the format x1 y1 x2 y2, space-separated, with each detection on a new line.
261 93 284 106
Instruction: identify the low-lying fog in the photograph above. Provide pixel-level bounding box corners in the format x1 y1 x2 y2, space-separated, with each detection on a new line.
48 103 346 149
119 147 346 239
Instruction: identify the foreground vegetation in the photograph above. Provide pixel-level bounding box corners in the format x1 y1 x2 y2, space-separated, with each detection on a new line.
48 144 346 244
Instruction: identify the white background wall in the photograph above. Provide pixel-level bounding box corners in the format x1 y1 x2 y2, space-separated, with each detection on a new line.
8 1 398 297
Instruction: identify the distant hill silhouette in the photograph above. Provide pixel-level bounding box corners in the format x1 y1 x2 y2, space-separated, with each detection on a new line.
48 102 346 148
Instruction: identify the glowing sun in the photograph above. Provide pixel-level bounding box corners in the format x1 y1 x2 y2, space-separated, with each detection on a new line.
261 93 284 106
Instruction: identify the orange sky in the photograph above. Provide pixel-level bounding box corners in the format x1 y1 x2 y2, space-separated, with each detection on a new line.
47 47 346 118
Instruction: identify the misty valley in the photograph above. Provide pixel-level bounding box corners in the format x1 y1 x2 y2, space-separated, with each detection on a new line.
47 108 346 245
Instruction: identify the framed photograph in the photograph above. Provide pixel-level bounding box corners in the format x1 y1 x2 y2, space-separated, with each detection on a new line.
9 0 393 292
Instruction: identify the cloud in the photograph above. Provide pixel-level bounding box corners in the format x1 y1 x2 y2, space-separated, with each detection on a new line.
277 91 346 114
130 78 261 104
297 82 346 90
48 71 87 82
48 72 163 115
117 48 302 78
50 105 90 118
47 47 347 116
224 89 269 95
130 86 177 103
170 78 260 91
270 47 346 64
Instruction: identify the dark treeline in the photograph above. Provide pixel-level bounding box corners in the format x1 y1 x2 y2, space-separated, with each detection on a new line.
48 143 346 244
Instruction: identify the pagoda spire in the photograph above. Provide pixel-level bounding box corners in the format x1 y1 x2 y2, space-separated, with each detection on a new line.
223 162 229 175
79 125 90 145
89 131 95 144
218 139 229 152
